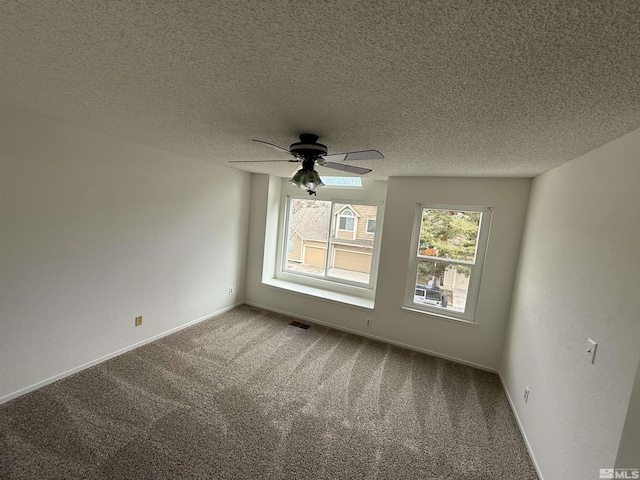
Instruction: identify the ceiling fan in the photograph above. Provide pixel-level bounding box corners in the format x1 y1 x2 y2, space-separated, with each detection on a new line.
229 133 384 195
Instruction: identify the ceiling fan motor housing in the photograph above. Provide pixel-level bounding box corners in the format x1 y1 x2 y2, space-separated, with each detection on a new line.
290 133 328 160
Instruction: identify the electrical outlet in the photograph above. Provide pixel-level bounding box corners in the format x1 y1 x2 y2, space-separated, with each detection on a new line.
524 386 530 403
135 316 142 327
228 287 233 295
366 318 371 326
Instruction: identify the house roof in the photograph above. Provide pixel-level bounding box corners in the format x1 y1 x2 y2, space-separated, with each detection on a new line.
1 1 639 179
289 200 331 242
334 205 361 218
290 201 376 242
333 238 374 248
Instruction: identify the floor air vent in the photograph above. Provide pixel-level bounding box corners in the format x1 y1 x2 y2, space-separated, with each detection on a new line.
289 321 311 330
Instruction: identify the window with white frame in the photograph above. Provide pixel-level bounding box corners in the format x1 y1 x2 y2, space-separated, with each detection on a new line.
338 208 356 232
282 197 381 287
404 204 492 323
366 218 376 234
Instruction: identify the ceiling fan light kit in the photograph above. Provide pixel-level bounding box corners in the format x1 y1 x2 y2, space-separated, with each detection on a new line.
290 164 325 196
229 134 384 194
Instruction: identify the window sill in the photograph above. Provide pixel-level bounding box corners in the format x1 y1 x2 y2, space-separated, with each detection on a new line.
401 306 477 326
262 278 375 310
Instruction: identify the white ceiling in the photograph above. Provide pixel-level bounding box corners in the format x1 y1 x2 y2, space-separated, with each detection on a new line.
1 0 639 180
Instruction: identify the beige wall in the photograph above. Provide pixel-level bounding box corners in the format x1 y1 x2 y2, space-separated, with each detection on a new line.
0 106 251 401
501 127 640 478
334 203 376 240
287 234 303 262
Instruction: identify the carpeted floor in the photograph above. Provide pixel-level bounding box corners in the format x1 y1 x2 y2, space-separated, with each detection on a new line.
0 305 538 479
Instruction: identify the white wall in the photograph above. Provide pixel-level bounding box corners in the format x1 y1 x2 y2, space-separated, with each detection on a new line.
0 105 251 401
376 177 531 370
616 360 640 468
245 174 530 371
501 127 640 479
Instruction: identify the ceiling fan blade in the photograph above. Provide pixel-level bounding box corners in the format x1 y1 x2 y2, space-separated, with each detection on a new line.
322 162 372 175
323 150 384 162
252 138 290 153
228 159 295 163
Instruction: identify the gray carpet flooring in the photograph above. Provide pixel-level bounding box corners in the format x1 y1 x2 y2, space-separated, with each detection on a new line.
0 305 538 479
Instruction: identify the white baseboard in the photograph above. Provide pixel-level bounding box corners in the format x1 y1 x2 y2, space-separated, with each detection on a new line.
0 302 243 405
498 373 544 480
244 301 498 374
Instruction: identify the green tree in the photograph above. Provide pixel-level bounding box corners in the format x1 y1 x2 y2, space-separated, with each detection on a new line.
417 209 481 286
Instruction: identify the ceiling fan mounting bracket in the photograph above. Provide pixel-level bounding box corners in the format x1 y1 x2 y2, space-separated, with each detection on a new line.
289 133 328 160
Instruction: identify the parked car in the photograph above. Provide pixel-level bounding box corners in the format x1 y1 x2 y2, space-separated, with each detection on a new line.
414 284 449 308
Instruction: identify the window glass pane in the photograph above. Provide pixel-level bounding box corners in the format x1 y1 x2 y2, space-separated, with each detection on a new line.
321 176 362 187
285 199 331 276
283 199 379 286
338 216 355 231
414 260 470 312
406 203 491 322
328 203 378 284
419 209 481 262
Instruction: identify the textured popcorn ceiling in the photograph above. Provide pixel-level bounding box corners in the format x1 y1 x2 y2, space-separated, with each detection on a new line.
1 0 639 179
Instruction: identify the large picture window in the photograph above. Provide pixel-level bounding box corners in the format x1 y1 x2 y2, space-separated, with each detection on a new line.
404 204 492 323
283 197 381 287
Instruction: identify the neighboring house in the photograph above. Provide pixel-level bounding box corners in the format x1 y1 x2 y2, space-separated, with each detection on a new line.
439 264 471 311
417 245 471 311
287 202 376 273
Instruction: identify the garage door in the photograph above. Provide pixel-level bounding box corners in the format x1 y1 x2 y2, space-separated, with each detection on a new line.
334 249 371 273
304 246 326 267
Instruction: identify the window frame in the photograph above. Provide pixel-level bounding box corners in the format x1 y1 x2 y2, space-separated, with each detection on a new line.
276 195 384 293
337 208 356 234
366 218 376 234
403 203 493 323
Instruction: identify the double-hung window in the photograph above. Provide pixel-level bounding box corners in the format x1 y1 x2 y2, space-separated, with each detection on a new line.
404 204 492 323
281 197 381 289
